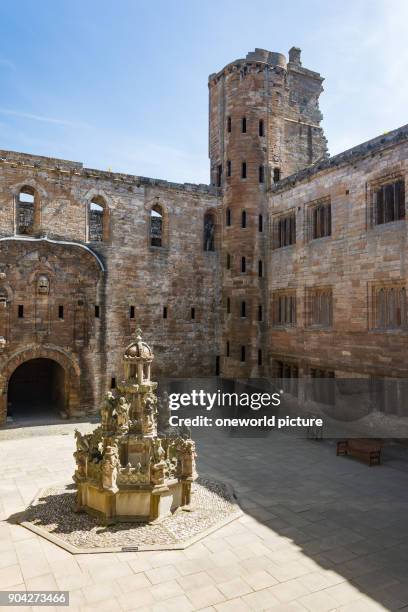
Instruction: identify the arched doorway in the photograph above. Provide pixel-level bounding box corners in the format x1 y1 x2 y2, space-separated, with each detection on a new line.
7 358 66 420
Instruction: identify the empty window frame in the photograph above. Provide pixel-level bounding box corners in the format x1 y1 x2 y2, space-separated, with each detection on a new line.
273 292 296 326
241 162 247 179
191 307 195 320
150 204 163 247
273 212 296 248
163 306 168 319
226 340 230 357
259 119 264 137
241 117 247 133
88 198 106 242
240 301 246 318
258 260 263 278
241 256 246 273
227 160 231 177
372 285 407 329
18 304 24 318
58 305 64 319
374 178 405 225
17 187 35 235
258 214 263 232
259 166 264 184
129 305 135 319
241 210 247 228
226 208 231 226
310 200 331 240
203 212 216 251
227 116 231 133
94 305 100 318
310 368 335 405
308 288 333 327
272 359 298 395
240 345 246 362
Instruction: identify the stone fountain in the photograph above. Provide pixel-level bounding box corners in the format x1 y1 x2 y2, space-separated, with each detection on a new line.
73 329 197 523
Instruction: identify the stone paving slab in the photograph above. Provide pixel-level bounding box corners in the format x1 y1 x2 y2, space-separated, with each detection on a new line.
0 423 408 611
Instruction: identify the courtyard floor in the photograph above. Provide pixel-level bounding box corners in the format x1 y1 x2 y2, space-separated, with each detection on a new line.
1 422 408 611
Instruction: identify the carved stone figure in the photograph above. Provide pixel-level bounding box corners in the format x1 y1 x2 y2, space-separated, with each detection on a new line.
179 439 197 480
101 391 115 431
101 445 120 492
114 396 130 433
37 274 50 294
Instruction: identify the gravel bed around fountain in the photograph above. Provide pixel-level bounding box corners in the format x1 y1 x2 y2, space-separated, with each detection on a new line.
18 477 242 553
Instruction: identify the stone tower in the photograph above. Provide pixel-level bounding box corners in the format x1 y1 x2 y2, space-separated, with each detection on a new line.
208 47 327 377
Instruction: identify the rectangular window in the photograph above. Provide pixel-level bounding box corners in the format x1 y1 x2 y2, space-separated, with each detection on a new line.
273 292 296 326
226 341 230 357
259 166 264 183
227 160 231 177
259 119 264 137
241 256 246 273
374 179 405 225
258 304 262 321
241 117 247 133
18 304 24 318
307 288 333 327
94 305 100 318
309 200 331 240
241 162 247 179
272 359 299 396
215 355 220 376
241 346 246 362
217 164 222 187
111 377 116 389
258 214 263 233
258 349 262 366
227 116 231 133
129 305 135 319
273 213 296 249
241 301 246 318
372 285 407 329
310 368 335 405
58 305 64 320
226 253 231 269
191 307 195 320
258 260 263 278
227 297 231 313
163 306 168 319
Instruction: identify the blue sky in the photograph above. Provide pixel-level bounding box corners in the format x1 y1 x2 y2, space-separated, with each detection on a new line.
0 0 407 183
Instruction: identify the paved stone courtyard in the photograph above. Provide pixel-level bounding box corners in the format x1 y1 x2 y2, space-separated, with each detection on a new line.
1 422 408 611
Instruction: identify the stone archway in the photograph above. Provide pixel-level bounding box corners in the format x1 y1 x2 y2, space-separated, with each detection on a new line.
0 346 80 425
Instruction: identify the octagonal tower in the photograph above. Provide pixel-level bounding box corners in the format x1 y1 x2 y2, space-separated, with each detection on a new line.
209 47 327 377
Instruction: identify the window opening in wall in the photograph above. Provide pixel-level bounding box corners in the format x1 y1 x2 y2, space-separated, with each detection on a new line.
241 117 247 133
273 167 281 183
273 293 296 326
217 164 222 187
111 377 116 389
227 116 231 132
94 305 100 318
308 289 333 327
273 360 299 395
227 160 231 177
226 341 230 357
17 187 35 235
258 304 263 321
18 305 24 318
191 307 195 320
227 297 231 313
163 306 168 319
226 208 231 226
259 119 264 137
258 349 262 366
259 166 264 183
226 253 231 269
150 204 163 247
58 305 64 320
374 179 405 225
258 260 263 278
241 301 246 318
215 355 220 376
274 213 296 248
241 162 247 179
241 210 247 228
373 286 407 329
130 305 135 319
241 256 246 273
258 214 263 232
311 201 331 239
241 346 246 362
89 199 104 242
203 213 215 251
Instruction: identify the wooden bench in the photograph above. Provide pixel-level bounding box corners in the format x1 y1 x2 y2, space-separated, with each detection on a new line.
337 438 383 466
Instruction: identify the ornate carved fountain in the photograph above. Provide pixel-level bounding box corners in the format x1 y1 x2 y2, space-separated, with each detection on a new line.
73 329 197 523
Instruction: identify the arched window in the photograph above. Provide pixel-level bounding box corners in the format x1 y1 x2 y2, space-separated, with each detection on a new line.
150 204 163 247
203 212 215 251
88 197 107 242
17 187 36 235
